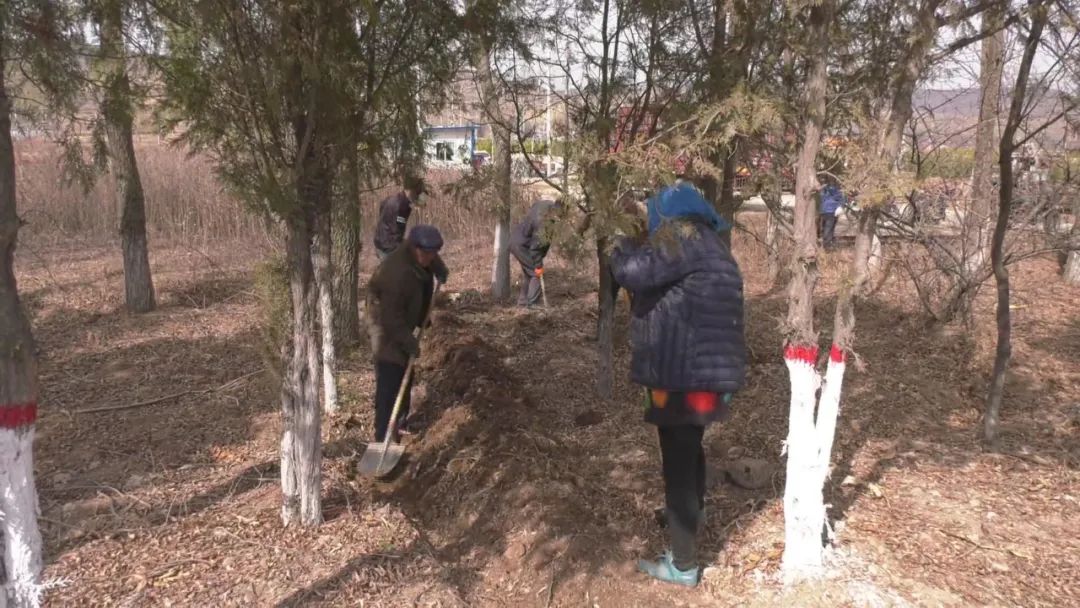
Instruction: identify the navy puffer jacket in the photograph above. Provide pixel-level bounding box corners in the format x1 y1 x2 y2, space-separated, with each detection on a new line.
611 219 746 394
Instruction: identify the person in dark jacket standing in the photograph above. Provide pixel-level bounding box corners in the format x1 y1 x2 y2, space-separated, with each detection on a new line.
818 179 845 250
365 225 449 441
510 198 562 307
611 182 746 587
374 175 428 260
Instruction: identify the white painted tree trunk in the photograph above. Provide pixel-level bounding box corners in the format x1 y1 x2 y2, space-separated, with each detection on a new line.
1065 251 1080 285
1 427 43 608
476 36 513 301
491 221 510 297
2 39 43 607
490 122 513 301
782 345 846 583
318 276 338 413
280 218 323 526
313 213 338 413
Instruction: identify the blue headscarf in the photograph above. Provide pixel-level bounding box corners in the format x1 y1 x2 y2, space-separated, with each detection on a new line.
646 183 732 234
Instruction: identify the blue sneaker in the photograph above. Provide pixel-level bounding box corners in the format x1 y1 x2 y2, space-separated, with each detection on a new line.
637 551 700 587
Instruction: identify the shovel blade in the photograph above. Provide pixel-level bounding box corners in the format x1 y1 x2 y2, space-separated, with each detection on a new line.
358 442 405 478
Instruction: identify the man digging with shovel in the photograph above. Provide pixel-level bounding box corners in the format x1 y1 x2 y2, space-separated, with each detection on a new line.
365 225 449 454
510 197 563 308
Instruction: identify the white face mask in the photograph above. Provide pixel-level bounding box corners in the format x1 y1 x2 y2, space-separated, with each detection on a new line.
412 192 426 206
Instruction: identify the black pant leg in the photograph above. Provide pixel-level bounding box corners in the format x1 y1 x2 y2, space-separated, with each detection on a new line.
696 441 707 514
658 424 706 571
374 361 407 442
822 214 838 247
526 274 542 306
517 262 532 306
518 260 543 306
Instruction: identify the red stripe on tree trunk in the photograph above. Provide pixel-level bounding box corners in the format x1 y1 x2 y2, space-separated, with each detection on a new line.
830 344 845 363
0 403 38 429
784 344 819 364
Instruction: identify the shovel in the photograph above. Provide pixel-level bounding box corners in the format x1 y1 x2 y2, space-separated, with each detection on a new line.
538 267 549 307
358 281 440 478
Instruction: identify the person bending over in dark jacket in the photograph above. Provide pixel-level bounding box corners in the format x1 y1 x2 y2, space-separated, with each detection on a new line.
611 182 746 587
373 175 428 260
365 225 449 441
510 198 563 307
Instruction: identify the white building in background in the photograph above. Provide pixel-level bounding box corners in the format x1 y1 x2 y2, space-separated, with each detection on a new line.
423 124 486 169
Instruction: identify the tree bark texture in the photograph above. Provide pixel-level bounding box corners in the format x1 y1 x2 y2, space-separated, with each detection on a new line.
279 110 331 524
596 237 615 399
985 3 1047 444
831 208 879 350
765 204 783 288
831 0 942 348
491 120 513 300
1064 251 1080 285
313 210 338 413
99 3 155 313
0 39 44 607
475 37 512 301
331 152 361 350
718 145 739 249
280 213 323 526
968 4 1005 264
784 3 828 347
781 1 830 581
1063 197 1080 284
964 2 1005 310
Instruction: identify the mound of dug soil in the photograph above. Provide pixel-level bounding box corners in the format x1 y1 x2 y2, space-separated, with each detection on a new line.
373 306 594 588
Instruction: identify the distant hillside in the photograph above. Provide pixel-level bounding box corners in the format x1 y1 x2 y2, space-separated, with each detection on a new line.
912 87 1078 151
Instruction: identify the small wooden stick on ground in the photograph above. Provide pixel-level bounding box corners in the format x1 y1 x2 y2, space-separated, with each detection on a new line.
70 368 265 415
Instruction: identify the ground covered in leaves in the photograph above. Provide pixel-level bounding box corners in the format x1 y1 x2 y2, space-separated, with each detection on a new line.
21 219 1080 607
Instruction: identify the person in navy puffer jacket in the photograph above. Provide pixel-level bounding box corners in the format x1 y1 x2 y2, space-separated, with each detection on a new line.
818 180 845 249
611 182 746 587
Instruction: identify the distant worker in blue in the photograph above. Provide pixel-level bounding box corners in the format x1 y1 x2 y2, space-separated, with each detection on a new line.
817 177 846 250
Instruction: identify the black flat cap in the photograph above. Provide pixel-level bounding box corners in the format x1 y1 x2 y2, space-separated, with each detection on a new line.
407 224 444 251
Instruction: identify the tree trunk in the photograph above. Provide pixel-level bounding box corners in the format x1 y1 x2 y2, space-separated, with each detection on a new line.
699 146 739 250
100 5 155 313
491 122 513 300
331 152 361 350
782 0 829 582
0 48 44 608
280 213 323 526
985 3 1047 445
964 3 1005 297
313 211 338 414
1064 251 1080 285
785 2 943 578
833 208 880 350
597 237 615 399
475 36 513 301
1063 197 1080 284
718 146 739 249
765 206 783 287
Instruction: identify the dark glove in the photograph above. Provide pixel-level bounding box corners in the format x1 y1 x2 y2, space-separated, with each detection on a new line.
403 336 421 359
434 267 449 285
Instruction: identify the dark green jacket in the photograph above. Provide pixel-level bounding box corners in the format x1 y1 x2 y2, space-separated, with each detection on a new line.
365 245 447 365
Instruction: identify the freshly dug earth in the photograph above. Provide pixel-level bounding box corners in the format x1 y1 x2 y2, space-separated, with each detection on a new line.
21 224 1080 607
